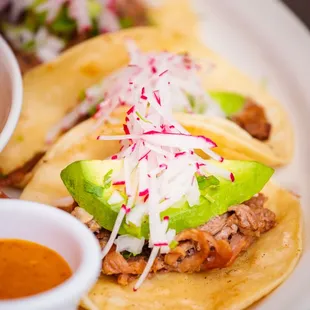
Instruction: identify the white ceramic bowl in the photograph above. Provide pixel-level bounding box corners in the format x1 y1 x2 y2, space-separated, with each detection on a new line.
0 36 23 152
0 199 101 310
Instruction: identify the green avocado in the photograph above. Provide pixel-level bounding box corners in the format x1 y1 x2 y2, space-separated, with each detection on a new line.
61 159 273 239
189 91 247 117
210 91 247 117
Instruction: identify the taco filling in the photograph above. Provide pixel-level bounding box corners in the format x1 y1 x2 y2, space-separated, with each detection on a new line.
0 0 149 73
71 192 275 286
60 60 275 289
46 42 271 147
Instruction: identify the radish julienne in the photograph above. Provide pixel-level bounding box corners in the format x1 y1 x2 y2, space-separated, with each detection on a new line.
92 48 233 289
45 41 223 143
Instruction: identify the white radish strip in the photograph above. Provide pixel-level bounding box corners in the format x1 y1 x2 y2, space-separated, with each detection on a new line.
138 160 148 196
68 0 91 33
146 92 188 134
201 147 223 162
148 163 167 178
91 103 121 133
101 207 126 259
101 171 137 259
36 0 65 22
97 134 141 141
201 161 232 181
161 228 176 254
186 178 200 206
126 204 147 226
148 178 166 243
157 196 186 213
134 246 160 291
99 7 120 32
142 132 217 149
143 142 174 159
161 217 169 233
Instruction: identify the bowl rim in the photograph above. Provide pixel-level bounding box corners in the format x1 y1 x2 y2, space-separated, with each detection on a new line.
0 199 101 310
0 35 23 152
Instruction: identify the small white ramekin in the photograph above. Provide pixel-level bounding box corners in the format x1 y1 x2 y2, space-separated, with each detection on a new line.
0 199 101 310
0 36 23 152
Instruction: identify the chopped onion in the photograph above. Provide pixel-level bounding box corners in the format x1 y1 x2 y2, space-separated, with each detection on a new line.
107 191 124 205
126 204 147 227
114 235 145 255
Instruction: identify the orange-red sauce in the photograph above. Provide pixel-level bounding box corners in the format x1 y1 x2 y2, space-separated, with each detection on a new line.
0 239 72 299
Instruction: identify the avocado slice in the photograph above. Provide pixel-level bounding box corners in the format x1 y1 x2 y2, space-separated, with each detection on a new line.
188 91 247 116
61 159 273 239
210 91 247 117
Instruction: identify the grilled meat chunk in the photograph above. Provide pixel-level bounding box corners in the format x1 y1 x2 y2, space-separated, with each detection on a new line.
230 99 271 141
99 193 276 285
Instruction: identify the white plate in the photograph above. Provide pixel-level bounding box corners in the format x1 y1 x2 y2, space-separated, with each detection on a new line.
4 1 310 308
195 0 310 309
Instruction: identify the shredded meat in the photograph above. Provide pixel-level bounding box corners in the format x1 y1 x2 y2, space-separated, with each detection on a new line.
101 193 276 285
103 246 147 275
230 99 271 141
71 207 100 232
0 152 44 187
228 194 276 237
199 213 228 235
164 230 212 273
96 229 112 249
227 234 255 265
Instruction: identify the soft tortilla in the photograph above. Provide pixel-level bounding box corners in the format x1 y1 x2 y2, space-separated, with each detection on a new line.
20 108 301 309
80 182 302 310
2 26 293 181
20 108 126 205
21 144 302 309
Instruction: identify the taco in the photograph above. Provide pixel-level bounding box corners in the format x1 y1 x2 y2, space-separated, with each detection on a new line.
20 71 301 309
0 0 197 74
0 27 293 188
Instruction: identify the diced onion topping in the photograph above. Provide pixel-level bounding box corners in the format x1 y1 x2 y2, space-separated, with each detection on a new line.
114 235 145 255
107 190 124 205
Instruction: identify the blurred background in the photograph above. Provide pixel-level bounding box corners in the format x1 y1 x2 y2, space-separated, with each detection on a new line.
283 0 310 29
